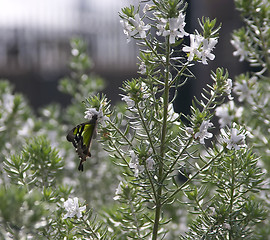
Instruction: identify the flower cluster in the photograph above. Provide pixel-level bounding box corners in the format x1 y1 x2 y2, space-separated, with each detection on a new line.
215 101 243 128
120 13 151 42
183 34 218 64
120 8 218 65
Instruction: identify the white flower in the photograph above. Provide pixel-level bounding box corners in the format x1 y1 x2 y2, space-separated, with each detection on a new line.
120 19 133 43
233 77 257 103
183 34 203 61
186 127 194 135
63 197 86 219
231 36 248 62
216 101 243 128
223 128 246 150
225 78 233 100
146 157 155 170
84 107 108 125
84 108 99 120
138 61 147 75
162 13 188 44
129 150 144 177
129 14 151 39
200 38 218 64
113 181 124 201
195 120 213 144
156 17 167 36
216 102 234 128
18 118 34 137
183 35 217 64
168 103 179 123
122 95 135 108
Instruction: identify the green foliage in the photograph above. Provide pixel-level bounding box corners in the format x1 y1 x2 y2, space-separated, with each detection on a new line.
0 0 268 239
4 137 64 189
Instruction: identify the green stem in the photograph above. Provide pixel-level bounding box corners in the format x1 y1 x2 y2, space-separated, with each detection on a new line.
152 37 170 240
229 155 235 240
136 103 158 157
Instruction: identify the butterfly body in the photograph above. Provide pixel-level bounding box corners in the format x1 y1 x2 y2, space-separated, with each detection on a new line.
67 114 98 171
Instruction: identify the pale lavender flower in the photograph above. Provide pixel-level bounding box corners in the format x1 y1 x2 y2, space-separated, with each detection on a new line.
129 150 144 177
163 13 189 44
195 120 213 144
63 197 86 219
138 61 147 75
146 157 155 170
129 14 151 39
122 95 135 108
223 128 246 150
231 36 248 62
186 127 194 135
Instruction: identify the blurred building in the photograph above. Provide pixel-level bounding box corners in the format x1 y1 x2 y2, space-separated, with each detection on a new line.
0 0 245 109
0 0 138 107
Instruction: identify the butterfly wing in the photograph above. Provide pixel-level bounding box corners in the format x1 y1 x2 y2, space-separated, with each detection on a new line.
67 114 98 171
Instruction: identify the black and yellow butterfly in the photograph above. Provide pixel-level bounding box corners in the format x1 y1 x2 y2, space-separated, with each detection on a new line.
66 114 98 171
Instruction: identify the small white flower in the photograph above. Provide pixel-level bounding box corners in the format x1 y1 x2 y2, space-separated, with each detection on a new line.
156 17 167 36
216 101 243 128
138 61 147 75
231 36 248 62
225 78 233 100
200 38 218 64
113 181 124 201
2 93 15 113
233 77 257 103
120 19 133 43
183 34 203 61
129 14 151 39
163 13 189 44
84 108 99 120
63 197 86 219
223 128 246 150
186 127 194 135
216 103 234 128
146 157 155 171
18 118 34 137
129 150 144 177
122 95 135 108
168 103 179 123
195 120 213 144
84 107 108 125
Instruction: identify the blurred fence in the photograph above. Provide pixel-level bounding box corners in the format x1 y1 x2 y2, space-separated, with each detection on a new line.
0 0 138 75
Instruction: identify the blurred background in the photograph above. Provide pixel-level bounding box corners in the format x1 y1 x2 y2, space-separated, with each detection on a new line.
0 0 247 111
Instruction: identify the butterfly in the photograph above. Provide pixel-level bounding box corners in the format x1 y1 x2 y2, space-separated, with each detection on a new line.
66 114 98 171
